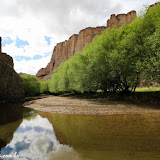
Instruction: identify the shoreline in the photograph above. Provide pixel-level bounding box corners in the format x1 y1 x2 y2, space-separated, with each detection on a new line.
23 95 160 115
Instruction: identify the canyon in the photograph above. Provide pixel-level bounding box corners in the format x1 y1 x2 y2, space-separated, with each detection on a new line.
36 10 137 81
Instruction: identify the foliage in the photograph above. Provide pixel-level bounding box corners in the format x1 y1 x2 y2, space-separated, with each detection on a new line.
136 86 160 92
21 75 40 96
40 80 50 94
48 3 160 94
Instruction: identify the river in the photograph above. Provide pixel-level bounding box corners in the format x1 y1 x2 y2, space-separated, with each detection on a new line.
0 103 160 160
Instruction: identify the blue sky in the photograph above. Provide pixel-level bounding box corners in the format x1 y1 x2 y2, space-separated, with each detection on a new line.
0 0 158 75
2 36 51 61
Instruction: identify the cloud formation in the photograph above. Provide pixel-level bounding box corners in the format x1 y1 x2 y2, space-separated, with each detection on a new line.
0 0 158 74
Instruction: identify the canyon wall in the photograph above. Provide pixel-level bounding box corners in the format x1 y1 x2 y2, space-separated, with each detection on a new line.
0 38 24 102
2 53 14 68
36 11 137 81
107 11 136 27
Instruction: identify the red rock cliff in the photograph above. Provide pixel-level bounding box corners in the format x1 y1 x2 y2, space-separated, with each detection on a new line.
36 27 106 81
107 10 136 27
36 10 137 81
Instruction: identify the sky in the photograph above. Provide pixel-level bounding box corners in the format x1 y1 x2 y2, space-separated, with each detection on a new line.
0 0 158 75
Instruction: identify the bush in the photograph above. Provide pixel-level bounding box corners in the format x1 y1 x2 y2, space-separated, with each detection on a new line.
21 75 40 96
48 3 160 94
40 81 49 94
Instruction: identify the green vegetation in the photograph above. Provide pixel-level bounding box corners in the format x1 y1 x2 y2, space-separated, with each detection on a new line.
136 86 160 92
21 75 40 96
48 4 160 94
40 80 50 94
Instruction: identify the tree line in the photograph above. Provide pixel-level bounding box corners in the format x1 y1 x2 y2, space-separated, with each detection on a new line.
21 4 160 96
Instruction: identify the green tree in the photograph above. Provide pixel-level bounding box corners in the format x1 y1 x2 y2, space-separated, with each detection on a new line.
48 3 160 94
40 80 49 94
21 75 40 96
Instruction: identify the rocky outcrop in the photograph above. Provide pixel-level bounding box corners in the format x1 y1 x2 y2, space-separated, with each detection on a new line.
36 10 137 81
107 11 136 27
0 38 24 102
0 56 24 102
19 72 29 76
2 52 14 68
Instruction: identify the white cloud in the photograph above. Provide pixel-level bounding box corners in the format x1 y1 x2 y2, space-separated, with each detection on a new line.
0 0 158 75
14 55 51 75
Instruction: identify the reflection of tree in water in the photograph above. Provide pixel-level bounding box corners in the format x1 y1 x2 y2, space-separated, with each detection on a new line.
38 111 160 160
0 103 24 150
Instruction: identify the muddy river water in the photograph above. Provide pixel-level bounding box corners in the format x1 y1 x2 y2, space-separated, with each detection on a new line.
0 103 160 160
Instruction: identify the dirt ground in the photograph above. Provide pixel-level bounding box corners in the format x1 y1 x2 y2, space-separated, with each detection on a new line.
23 95 160 115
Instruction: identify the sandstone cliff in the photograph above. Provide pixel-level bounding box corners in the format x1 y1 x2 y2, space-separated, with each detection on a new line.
37 27 106 81
0 38 24 102
107 10 136 27
36 10 137 81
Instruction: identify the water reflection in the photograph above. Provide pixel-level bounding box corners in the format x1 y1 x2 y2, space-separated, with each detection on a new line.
39 112 160 160
0 103 23 150
0 104 80 160
0 102 23 125
0 103 160 160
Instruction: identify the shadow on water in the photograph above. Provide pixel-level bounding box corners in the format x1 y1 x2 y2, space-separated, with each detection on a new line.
0 103 24 150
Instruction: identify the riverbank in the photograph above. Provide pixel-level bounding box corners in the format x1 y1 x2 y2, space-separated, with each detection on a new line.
24 92 160 115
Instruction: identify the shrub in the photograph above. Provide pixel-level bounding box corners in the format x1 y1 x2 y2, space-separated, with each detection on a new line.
40 81 49 94
21 75 40 96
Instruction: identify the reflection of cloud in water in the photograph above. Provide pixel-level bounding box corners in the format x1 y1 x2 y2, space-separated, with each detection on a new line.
48 145 80 160
1 115 80 160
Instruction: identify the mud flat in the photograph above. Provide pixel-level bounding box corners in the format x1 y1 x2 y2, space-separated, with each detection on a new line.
23 95 160 115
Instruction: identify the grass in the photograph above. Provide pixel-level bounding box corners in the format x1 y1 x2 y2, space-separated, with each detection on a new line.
136 86 160 92
61 86 160 109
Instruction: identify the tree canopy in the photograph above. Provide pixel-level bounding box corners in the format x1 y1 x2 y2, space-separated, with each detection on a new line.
48 4 160 94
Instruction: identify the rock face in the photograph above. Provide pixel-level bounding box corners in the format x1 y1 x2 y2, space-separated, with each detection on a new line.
36 10 137 81
36 27 106 81
107 11 136 27
2 53 14 68
0 39 24 102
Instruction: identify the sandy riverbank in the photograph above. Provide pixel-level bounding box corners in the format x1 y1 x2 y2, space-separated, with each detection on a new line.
23 95 160 115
